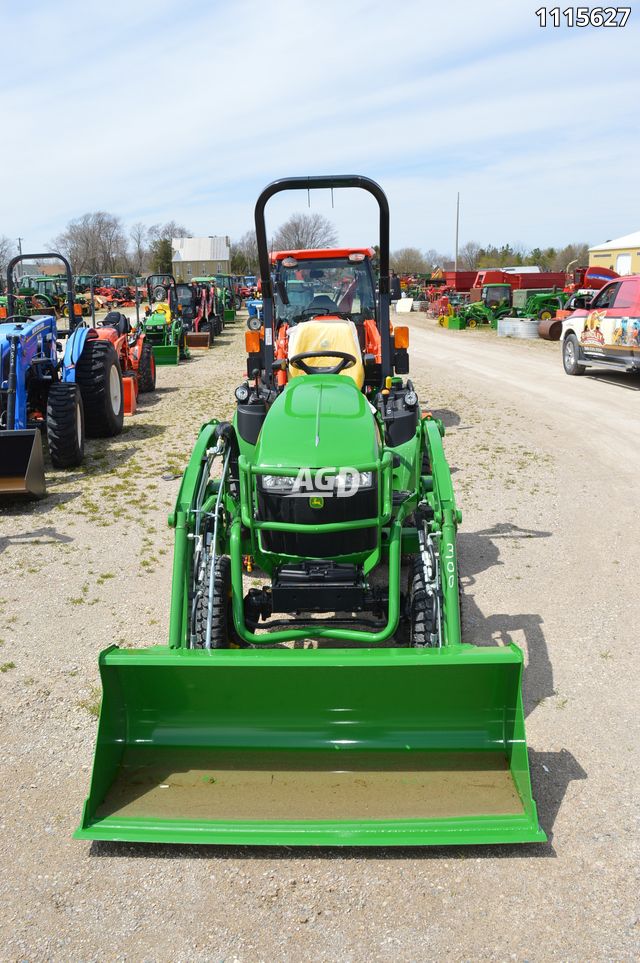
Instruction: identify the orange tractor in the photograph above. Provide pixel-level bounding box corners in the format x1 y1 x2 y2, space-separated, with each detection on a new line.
88 311 156 418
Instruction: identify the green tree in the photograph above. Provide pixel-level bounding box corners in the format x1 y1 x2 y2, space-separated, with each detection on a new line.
150 237 173 274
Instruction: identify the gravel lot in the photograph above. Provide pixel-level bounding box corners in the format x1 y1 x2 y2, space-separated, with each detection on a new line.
1 311 638 962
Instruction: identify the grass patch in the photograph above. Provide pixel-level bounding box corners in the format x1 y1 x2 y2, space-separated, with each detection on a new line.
78 686 101 718
0 662 16 673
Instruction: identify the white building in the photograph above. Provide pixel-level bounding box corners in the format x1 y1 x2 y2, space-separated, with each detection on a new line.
171 236 231 281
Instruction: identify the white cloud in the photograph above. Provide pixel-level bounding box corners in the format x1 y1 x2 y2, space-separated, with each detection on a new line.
2 0 639 253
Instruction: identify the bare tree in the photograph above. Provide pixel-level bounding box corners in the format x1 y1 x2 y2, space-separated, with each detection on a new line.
423 248 451 271
390 247 428 274
230 229 259 274
458 241 482 270
52 212 128 274
148 221 190 244
0 235 15 280
129 222 148 275
272 212 338 251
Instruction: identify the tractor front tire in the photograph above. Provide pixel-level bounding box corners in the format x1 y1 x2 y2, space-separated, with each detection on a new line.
562 334 585 376
47 383 84 468
194 555 236 648
137 339 156 393
408 554 438 648
76 339 124 436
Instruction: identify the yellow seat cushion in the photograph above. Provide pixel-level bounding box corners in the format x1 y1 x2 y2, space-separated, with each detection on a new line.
288 320 364 389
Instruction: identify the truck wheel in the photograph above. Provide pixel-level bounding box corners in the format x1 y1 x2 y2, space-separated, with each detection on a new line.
46 383 84 468
137 339 156 393
562 334 585 376
75 339 124 436
408 554 438 647
193 555 235 648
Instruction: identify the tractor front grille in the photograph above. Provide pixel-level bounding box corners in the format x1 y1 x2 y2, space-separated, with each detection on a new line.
257 484 377 558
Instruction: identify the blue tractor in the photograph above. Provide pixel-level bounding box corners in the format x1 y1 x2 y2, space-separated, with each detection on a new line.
1 253 124 498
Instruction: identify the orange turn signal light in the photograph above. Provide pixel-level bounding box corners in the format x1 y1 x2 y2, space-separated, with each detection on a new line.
245 330 261 353
0 306 7 319
394 326 409 349
73 303 83 316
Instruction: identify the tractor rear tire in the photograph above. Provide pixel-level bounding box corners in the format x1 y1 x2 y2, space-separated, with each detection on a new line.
408 554 438 648
75 339 124 437
47 383 84 468
194 555 235 649
137 339 156 393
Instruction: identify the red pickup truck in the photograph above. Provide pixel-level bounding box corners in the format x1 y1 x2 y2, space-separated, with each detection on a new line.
561 274 640 375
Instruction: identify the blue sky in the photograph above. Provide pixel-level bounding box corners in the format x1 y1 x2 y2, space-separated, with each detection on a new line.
2 0 639 254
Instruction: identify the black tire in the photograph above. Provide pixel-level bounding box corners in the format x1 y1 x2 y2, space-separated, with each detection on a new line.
408 553 438 647
137 338 156 393
562 333 585 376
75 338 124 437
193 555 235 649
46 383 84 468
199 321 213 345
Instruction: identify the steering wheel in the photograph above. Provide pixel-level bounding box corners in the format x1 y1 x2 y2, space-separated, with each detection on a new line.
288 350 356 375
300 306 351 320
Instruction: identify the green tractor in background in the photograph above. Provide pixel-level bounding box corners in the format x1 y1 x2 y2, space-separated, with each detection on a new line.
76 175 545 850
139 274 190 365
216 273 238 322
456 283 514 329
512 288 568 321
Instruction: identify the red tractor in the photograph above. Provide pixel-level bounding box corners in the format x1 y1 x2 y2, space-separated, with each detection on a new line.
89 311 156 416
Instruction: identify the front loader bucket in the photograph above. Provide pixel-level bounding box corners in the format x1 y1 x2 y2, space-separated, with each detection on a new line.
0 429 46 498
152 344 179 366
75 645 546 847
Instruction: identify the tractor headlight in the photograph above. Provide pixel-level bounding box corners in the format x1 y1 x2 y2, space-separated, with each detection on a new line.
357 471 374 488
235 383 250 403
262 474 296 491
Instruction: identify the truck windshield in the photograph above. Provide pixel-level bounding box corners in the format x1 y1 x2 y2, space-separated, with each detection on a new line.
275 257 376 325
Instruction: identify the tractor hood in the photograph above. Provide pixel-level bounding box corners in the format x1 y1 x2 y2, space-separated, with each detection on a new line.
0 317 54 342
255 375 379 470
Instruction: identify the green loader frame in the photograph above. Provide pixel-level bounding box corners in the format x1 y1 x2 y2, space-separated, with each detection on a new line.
76 176 545 848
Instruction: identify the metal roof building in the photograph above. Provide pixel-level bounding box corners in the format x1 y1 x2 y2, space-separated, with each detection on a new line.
172 236 230 281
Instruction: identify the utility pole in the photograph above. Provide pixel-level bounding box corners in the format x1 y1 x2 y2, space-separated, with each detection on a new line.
16 237 24 278
454 194 460 272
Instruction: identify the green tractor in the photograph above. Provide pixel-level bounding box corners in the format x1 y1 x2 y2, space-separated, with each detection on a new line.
139 274 190 365
457 283 514 329
513 289 568 321
215 273 238 322
75 176 545 848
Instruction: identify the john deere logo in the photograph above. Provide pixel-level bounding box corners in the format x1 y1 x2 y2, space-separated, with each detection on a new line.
309 496 324 510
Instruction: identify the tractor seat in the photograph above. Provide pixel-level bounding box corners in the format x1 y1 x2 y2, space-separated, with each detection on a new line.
103 311 130 335
305 294 339 314
288 319 365 389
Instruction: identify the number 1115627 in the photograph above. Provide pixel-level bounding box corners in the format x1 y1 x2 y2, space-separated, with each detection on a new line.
535 7 631 26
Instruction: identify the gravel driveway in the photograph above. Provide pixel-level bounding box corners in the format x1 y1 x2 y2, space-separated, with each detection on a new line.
1 313 638 962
